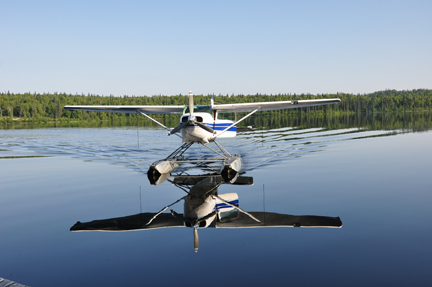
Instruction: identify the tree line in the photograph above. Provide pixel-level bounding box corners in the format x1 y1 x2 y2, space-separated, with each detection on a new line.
0 89 431 124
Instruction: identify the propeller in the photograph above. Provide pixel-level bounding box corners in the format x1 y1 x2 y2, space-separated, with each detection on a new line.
188 195 261 252
168 120 189 135
193 227 199 252
168 91 216 136
189 91 194 116
194 121 216 134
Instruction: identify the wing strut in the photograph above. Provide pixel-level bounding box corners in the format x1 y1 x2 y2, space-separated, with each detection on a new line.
145 196 186 226
211 108 260 140
137 110 182 139
212 194 261 223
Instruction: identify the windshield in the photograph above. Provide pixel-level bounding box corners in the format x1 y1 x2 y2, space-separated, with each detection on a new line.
183 105 212 114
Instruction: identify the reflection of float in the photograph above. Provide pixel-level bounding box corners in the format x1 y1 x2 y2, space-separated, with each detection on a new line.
71 173 342 252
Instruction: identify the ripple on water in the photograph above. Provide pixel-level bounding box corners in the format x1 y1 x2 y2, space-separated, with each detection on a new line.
0 126 399 174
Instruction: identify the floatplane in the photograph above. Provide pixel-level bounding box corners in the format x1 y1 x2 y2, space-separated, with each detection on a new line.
71 173 343 252
65 92 340 180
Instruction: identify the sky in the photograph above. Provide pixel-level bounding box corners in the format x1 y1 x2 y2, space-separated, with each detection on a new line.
1 0 431 97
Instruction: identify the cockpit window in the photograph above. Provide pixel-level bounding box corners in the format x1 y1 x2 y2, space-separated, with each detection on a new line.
183 105 212 114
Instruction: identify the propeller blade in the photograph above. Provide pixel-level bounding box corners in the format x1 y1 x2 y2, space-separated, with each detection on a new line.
193 227 199 252
189 91 194 116
168 121 189 136
194 121 216 134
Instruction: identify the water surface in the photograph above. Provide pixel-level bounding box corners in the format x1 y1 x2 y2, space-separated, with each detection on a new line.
1 113 431 286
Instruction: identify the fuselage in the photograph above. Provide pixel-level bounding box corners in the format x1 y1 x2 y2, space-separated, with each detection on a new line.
180 112 236 143
183 176 239 229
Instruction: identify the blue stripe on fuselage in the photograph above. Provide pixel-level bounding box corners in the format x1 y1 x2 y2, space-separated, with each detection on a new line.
203 123 237 132
216 199 239 210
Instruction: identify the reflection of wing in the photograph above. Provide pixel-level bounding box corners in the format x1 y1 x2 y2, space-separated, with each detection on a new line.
216 212 342 228
64 105 184 115
70 212 184 231
213 98 341 113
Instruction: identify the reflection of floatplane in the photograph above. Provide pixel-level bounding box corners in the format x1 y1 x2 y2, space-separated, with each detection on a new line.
71 174 342 252
65 92 340 178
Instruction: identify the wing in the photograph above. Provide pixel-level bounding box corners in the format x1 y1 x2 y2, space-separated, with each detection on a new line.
70 212 184 232
212 98 341 113
216 212 342 228
64 105 185 115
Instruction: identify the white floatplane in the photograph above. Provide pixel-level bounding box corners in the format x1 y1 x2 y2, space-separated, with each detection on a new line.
64 92 340 179
70 173 343 252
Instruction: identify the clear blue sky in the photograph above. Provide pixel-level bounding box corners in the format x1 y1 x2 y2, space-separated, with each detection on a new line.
1 0 431 96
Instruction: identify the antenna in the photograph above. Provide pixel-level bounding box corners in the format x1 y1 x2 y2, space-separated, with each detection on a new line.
136 111 140 149
263 184 266 223
261 109 264 147
139 186 142 214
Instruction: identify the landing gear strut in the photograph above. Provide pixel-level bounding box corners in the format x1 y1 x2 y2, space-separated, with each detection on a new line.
147 140 242 184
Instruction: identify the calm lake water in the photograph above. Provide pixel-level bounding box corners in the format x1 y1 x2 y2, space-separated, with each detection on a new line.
1 113 431 286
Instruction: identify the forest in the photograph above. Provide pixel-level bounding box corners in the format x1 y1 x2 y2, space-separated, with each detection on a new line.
0 89 431 124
